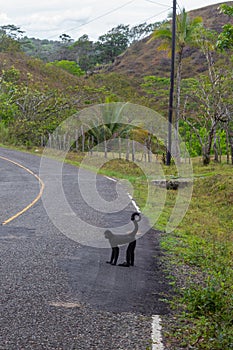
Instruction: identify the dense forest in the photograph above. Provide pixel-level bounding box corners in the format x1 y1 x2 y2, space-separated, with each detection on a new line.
0 3 233 165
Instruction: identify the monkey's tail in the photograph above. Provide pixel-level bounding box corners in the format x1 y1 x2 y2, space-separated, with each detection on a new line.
131 212 141 221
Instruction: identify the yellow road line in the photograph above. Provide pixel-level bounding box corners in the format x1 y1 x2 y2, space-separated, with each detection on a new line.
0 155 45 225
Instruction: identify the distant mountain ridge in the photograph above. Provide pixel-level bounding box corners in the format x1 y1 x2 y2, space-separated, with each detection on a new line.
104 1 233 79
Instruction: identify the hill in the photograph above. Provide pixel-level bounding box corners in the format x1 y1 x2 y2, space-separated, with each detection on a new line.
0 51 80 90
104 2 233 79
1 2 232 87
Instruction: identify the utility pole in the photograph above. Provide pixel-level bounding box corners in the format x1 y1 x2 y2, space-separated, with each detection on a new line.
166 0 176 166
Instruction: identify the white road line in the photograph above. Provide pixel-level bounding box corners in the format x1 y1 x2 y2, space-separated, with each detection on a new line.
127 193 141 213
104 176 117 182
152 315 164 350
104 176 141 212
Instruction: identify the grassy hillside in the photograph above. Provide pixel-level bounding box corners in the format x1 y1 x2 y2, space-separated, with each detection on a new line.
0 51 146 147
1 2 232 87
105 2 233 79
0 51 144 102
0 52 80 90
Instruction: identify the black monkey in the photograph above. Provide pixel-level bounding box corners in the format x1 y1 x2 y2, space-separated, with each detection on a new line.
119 212 141 267
104 212 140 266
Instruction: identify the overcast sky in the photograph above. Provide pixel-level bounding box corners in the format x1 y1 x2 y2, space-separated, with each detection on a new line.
0 0 229 41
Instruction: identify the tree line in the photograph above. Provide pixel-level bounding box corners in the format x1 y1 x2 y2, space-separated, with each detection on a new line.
0 22 159 72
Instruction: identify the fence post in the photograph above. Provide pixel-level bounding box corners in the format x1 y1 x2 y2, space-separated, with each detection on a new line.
81 126 85 152
63 133 67 151
104 140 108 158
91 135 94 156
126 136 130 161
75 129 79 152
118 137 122 159
147 135 152 163
132 139 135 161
48 133 52 148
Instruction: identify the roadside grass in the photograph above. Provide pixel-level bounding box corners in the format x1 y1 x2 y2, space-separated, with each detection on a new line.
158 162 233 350
1 144 232 349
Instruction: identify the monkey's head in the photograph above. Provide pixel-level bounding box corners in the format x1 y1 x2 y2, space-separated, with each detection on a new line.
131 212 141 222
104 230 113 239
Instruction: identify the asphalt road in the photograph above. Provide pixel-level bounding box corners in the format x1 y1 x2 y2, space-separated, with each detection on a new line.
0 147 170 350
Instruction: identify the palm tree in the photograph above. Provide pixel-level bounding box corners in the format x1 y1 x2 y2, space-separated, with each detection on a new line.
150 8 203 158
86 102 135 158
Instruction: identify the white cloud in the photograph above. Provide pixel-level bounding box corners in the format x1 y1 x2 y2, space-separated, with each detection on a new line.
14 7 92 39
0 12 12 25
26 8 91 29
0 0 229 40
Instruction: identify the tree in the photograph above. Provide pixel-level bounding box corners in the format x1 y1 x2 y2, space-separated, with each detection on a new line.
95 24 130 64
182 75 231 164
0 25 24 52
0 67 21 125
129 22 159 43
150 9 203 158
217 4 233 51
9 85 75 146
216 5 233 164
46 60 84 76
71 35 97 71
88 102 132 142
59 33 73 44
180 28 233 165
141 75 170 113
56 33 74 60
0 25 24 39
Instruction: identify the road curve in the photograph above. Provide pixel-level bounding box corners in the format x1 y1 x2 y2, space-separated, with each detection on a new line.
0 155 44 225
0 147 170 350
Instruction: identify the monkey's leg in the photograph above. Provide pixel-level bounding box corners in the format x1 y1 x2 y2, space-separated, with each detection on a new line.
118 245 130 267
130 249 135 266
112 247 119 265
126 244 131 265
128 240 136 266
117 244 131 267
106 248 115 264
